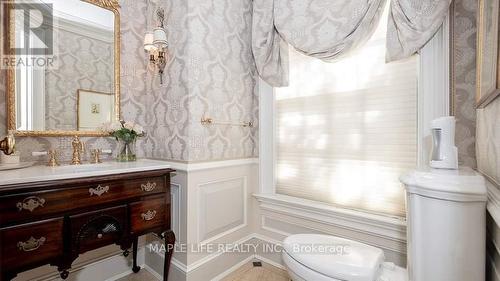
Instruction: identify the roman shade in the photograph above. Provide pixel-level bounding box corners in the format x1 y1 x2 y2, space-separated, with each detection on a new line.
275 9 418 216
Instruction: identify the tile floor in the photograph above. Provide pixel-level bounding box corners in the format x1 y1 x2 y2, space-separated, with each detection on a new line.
118 260 289 281
221 260 290 281
117 269 159 281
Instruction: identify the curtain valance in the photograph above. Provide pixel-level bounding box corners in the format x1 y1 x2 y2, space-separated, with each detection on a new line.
252 0 452 87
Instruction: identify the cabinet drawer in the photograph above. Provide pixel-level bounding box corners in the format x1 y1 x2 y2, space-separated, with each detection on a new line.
70 205 127 255
130 197 170 235
0 218 63 271
0 176 166 225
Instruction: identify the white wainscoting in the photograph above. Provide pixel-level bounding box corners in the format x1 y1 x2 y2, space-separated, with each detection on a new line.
254 193 408 266
171 183 181 239
197 177 248 244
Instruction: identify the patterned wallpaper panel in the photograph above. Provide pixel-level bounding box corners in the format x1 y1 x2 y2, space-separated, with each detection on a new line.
144 0 258 162
477 97 500 185
185 0 257 161
0 0 150 163
0 0 258 163
452 0 478 168
45 27 114 130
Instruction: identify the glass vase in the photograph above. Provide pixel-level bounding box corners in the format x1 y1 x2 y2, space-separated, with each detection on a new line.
117 139 137 162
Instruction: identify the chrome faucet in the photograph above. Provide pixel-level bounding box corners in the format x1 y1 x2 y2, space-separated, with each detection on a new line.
71 136 85 165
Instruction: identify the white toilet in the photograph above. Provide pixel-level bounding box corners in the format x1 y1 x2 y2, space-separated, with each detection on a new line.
282 167 487 281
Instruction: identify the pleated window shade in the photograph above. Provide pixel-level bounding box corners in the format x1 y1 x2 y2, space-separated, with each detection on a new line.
275 10 418 217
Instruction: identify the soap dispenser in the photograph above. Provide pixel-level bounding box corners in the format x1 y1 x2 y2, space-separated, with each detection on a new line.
429 116 458 169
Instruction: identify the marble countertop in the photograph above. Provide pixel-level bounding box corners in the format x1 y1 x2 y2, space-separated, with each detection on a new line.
0 159 172 186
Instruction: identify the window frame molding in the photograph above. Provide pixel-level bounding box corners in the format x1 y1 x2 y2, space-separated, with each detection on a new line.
257 16 451 224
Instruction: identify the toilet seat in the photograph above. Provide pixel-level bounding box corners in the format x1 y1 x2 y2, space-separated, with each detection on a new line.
282 234 407 281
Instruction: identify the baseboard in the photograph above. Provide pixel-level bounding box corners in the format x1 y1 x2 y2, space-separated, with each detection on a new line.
253 254 285 270
209 253 285 281
210 255 255 281
143 264 163 280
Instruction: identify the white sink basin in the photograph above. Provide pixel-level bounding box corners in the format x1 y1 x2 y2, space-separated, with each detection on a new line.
0 159 172 186
53 163 114 173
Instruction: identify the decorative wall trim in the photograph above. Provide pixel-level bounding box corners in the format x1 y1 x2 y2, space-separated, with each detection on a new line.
142 264 163 281
197 177 248 244
150 234 257 273
254 194 406 244
210 253 286 281
170 183 181 239
211 255 255 281
163 158 258 172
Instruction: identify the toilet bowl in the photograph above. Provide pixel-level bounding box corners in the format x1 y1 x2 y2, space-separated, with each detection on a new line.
281 167 487 281
282 234 407 281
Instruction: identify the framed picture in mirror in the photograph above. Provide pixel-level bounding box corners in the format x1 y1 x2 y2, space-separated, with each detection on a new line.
477 0 500 107
77 89 115 131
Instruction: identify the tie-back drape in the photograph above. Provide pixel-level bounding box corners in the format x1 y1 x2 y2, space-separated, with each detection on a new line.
386 0 452 61
252 0 452 87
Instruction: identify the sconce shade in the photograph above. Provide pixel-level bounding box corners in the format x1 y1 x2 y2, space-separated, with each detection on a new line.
143 31 155 51
153 27 168 48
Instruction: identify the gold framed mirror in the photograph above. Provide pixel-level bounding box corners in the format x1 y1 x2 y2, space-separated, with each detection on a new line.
477 0 500 108
5 0 120 136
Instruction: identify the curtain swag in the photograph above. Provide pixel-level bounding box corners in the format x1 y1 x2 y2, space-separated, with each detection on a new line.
252 0 452 87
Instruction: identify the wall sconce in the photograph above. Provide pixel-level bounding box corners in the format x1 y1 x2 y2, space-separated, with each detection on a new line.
144 8 168 84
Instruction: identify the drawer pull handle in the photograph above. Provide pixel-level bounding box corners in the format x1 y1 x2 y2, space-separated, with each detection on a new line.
141 182 157 192
17 236 46 252
17 196 46 212
141 210 157 221
89 185 109 197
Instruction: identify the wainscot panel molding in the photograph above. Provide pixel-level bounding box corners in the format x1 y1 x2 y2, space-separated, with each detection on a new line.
147 234 256 277
254 194 407 241
254 193 407 265
197 177 248 244
162 158 259 172
171 183 182 240
145 161 258 281
146 234 286 281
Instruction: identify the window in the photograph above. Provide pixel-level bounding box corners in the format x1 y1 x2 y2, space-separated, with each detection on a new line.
274 9 418 217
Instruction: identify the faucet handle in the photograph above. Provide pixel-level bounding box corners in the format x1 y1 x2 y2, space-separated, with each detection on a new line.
32 150 60 167
90 149 102 164
47 150 60 167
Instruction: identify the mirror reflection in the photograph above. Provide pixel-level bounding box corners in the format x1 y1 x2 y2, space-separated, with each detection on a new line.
13 0 116 132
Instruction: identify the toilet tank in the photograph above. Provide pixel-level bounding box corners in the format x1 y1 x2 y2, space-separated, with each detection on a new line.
400 167 487 281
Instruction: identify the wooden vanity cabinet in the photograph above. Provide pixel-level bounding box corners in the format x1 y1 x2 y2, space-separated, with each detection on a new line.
0 169 175 281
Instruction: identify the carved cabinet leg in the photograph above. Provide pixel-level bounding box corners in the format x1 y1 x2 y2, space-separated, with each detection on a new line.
163 231 176 281
132 236 141 273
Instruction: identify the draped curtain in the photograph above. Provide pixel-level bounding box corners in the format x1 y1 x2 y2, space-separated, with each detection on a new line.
253 0 452 87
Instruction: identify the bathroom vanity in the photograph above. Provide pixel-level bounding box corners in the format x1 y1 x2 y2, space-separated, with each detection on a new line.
0 160 175 281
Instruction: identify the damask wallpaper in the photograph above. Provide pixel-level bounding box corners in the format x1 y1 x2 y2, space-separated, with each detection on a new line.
0 0 258 164
145 0 258 161
45 27 114 130
451 0 478 168
0 0 149 163
477 97 500 185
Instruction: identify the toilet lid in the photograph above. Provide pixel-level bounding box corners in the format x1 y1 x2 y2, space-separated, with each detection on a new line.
283 234 384 281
